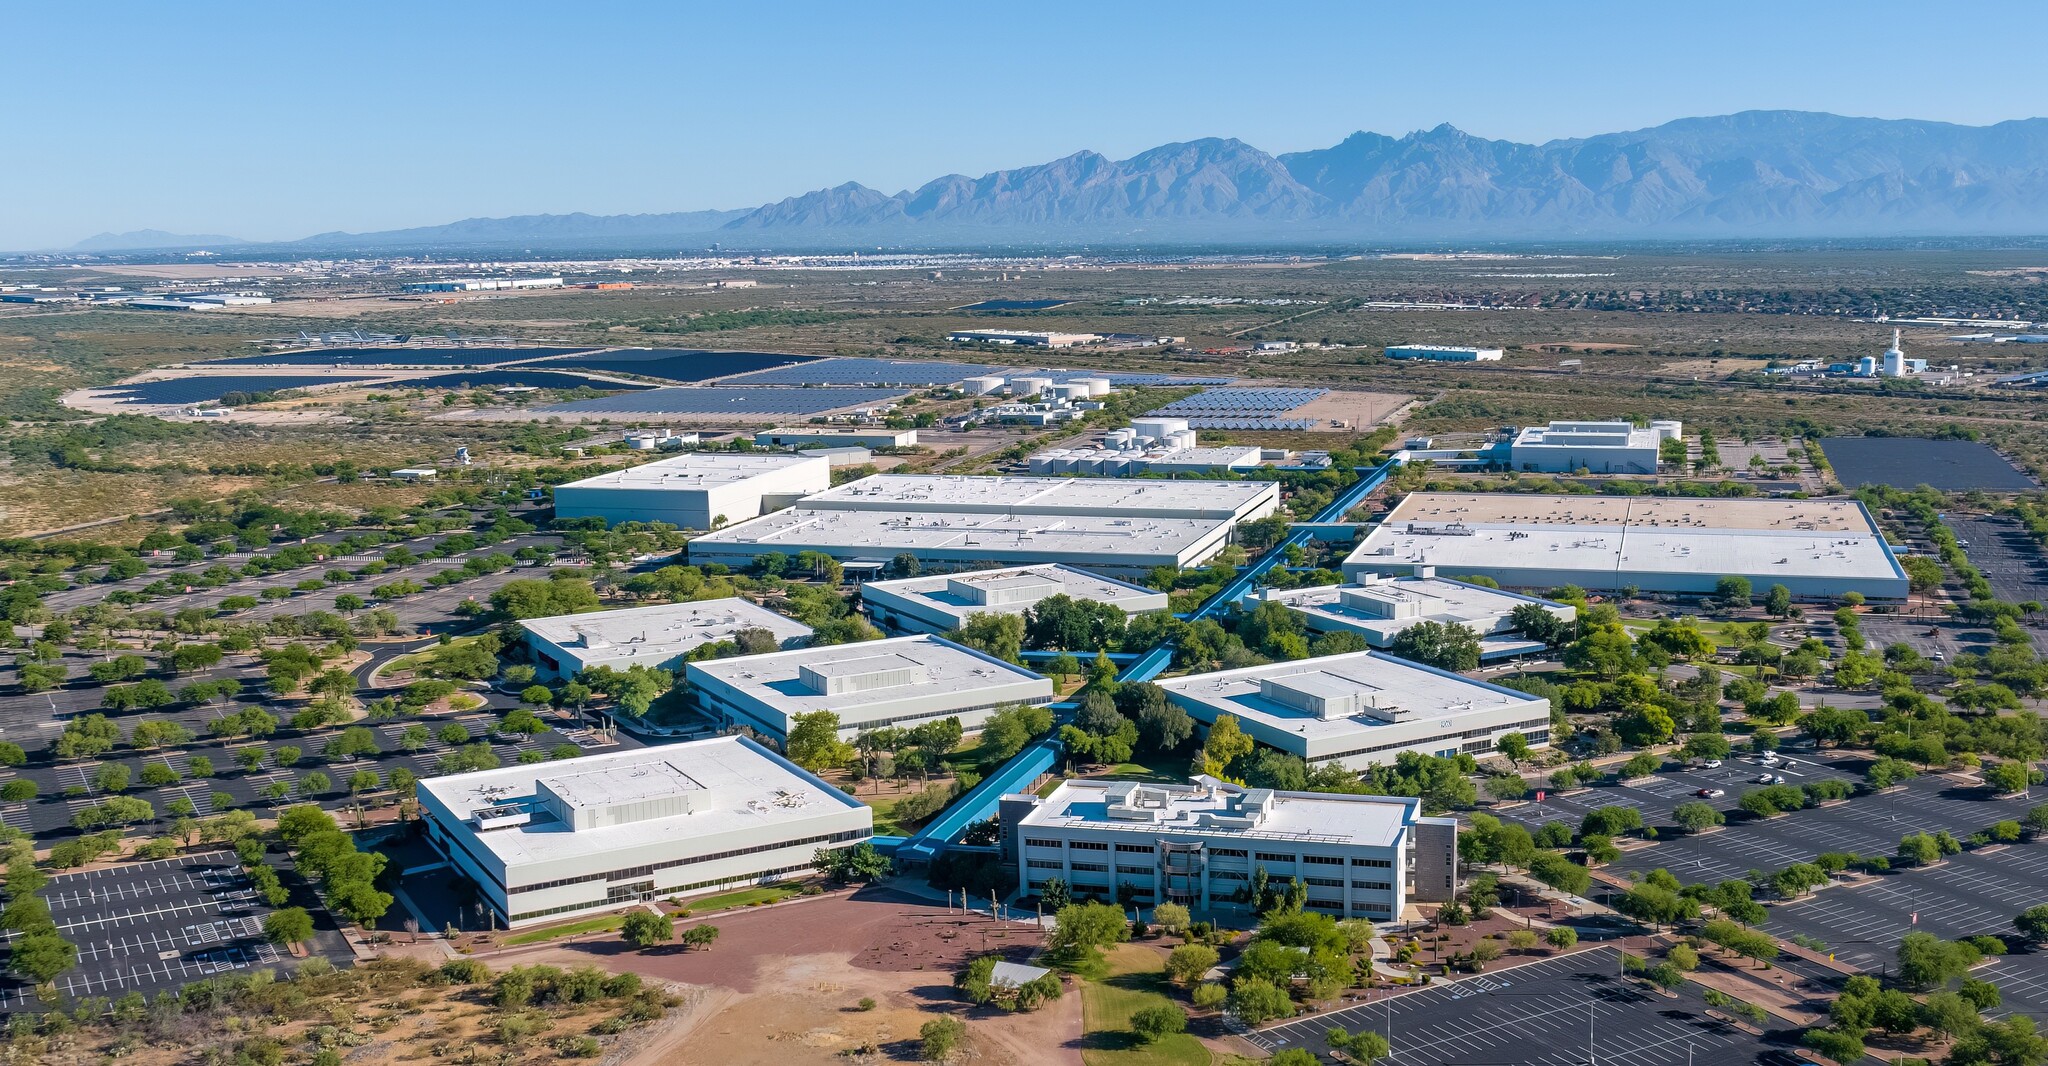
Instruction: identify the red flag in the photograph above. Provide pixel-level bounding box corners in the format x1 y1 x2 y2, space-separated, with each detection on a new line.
1536 791 1545 803
1911 912 1919 925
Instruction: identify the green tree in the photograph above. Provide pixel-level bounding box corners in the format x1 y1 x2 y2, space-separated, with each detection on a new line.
1496 732 1531 767
1046 901 1129 961
1386 620 1483 672
1130 1005 1186 1043
785 711 853 771
620 910 673 950
263 907 315 947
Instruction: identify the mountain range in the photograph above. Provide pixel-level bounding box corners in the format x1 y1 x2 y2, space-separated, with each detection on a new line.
64 112 2048 252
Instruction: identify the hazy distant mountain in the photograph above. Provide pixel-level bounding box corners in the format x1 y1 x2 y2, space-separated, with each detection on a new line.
721 111 2048 241
71 229 245 251
288 209 750 250
63 112 2048 252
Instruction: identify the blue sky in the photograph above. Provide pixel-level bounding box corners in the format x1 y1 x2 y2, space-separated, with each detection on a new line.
3 0 2044 249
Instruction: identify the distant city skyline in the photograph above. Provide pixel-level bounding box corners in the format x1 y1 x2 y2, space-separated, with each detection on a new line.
3 0 2045 249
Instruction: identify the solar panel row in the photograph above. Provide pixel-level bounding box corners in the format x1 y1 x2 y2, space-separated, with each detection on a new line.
1148 387 1328 416
534 349 821 383
107 376 383 405
539 387 907 416
1180 417 1320 431
721 357 1002 386
392 371 657 391
199 347 594 367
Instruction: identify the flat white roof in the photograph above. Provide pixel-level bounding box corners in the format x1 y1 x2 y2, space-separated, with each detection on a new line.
420 736 861 868
1350 492 1901 585
1159 650 1547 746
862 564 1168 621
1019 777 1418 848
690 507 1233 560
798 473 1275 519
1512 421 1661 450
521 598 812 664
1256 578 1565 633
686 634 1048 715
557 452 824 490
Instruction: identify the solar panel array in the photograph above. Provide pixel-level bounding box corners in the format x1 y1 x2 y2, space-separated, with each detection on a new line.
1147 387 1328 416
199 347 593 367
107 375 383 405
1079 373 1235 387
1179 417 1319 430
390 371 657 391
539 387 907 416
532 349 820 383
721 357 1003 386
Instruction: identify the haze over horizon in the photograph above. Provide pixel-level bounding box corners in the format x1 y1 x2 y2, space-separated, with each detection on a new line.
5 0 2047 249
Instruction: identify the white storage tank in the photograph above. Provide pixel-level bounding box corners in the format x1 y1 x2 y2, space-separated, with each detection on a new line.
1105 428 1137 447
1131 416 1190 441
1076 377 1113 398
1010 377 1055 397
962 375 1007 395
1171 430 1199 450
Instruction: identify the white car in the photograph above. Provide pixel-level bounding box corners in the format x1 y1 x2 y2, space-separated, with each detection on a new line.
1701 760 1722 769
1754 773 1778 784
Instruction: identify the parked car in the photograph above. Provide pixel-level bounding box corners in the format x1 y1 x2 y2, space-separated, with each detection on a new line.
1701 759 1722 769
1696 787 1726 798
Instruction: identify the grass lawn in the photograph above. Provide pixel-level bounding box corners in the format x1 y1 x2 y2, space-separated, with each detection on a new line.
1080 944 1209 1066
1081 753 1186 785
383 634 492 678
500 913 626 947
678 884 798 914
858 780 954 836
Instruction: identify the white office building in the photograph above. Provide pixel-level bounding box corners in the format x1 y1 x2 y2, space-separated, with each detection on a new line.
1158 650 1554 771
1507 420 1678 474
861 564 1170 636
687 634 1055 740
687 508 1238 576
756 427 918 449
552 452 830 530
1250 574 1574 661
417 737 871 927
949 330 1098 348
1004 777 1458 920
799 473 1279 523
1345 492 1909 600
520 598 814 680
1384 345 1504 362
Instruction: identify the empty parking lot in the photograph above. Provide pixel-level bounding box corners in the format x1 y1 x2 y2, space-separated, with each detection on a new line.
0 852 350 1008
1246 949 1796 1065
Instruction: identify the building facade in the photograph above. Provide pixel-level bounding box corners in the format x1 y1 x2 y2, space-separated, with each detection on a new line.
1004 777 1457 922
1157 650 1554 771
552 452 830 530
685 634 1054 739
860 564 1170 636
1384 345 1504 362
520 598 814 680
417 737 871 928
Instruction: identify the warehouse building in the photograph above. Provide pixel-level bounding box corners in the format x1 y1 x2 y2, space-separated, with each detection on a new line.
419 737 870 927
520 598 814 680
861 564 1170 636
799 473 1278 523
948 329 1099 348
686 634 1054 739
1507 420 1680 474
1384 345 1504 362
1158 650 1554 771
1005 776 1457 920
687 508 1239 575
1345 492 1908 600
1250 573 1575 661
553 452 830 530
404 277 564 292
756 427 917 449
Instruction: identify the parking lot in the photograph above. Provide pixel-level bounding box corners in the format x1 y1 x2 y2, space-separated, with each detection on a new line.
0 852 351 1007
1496 750 1863 843
1950 515 2048 608
1599 763 2036 888
1245 949 1799 1065
1763 839 2048 1017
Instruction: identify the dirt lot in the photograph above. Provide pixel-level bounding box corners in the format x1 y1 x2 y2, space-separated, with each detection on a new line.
1284 387 1410 431
531 888 1072 1066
